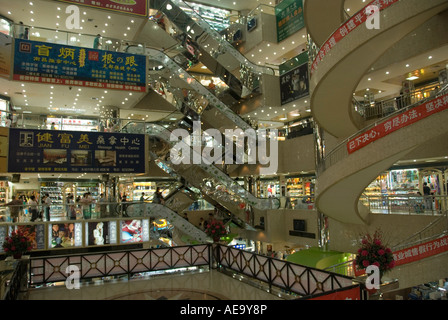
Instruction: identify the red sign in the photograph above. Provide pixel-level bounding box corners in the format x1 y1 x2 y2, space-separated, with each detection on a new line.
393 235 448 267
56 0 148 16
308 286 361 300
310 0 399 75
347 93 448 154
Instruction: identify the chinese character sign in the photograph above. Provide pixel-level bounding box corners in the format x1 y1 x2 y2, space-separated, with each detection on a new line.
347 93 448 154
56 0 148 16
275 0 305 43
13 39 147 92
8 129 147 174
393 235 448 267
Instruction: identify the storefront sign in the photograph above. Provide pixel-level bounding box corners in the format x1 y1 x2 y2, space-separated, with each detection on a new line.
280 52 309 105
347 93 448 154
310 0 399 76
275 0 304 43
55 0 148 16
393 235 448 267
13 39 147 92
8 128 147 174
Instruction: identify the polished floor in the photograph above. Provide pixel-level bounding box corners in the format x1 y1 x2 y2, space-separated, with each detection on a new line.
27 269 286 300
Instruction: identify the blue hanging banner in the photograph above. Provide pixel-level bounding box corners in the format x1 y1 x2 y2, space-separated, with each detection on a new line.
13 39 147 92
8 128 147 174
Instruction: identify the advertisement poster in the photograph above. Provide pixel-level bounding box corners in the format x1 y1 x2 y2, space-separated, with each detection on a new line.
87 221 110 246
49 223 76 248
55 0 148 17
15 225 45 250
8 128 146 174
13 39 147 92
347 93 448 154
121 220 142 243
276 0 304 43
280 62 309 105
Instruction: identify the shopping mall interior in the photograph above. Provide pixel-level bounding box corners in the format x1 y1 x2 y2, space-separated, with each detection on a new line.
0 0 447 303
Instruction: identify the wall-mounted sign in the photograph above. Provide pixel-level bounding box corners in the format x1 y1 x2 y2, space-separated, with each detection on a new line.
275 0 304 43
8 128 147 174
347 93 448 154
56 0 148 17
280 52 309 105
13 39 147 92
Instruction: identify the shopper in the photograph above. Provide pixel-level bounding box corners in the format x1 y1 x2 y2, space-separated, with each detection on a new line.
28 195 39 222
80 193 92 219
423 182 433 211
285 188 292 209
3 194 23 223
43 193 52 221
98 193 107 218
93 34 101 49
152 188 164 205
121 195 129 217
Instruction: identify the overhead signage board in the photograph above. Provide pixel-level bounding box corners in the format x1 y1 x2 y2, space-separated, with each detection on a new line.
13 39 147 92
8 128 147 174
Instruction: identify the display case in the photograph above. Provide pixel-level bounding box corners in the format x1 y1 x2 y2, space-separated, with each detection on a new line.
40 182 64 214
0 181 9 204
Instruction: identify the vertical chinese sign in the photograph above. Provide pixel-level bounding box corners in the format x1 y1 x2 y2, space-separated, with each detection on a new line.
13 39 147 92
7 128 147 174
275 0 304 43
55 0 148 17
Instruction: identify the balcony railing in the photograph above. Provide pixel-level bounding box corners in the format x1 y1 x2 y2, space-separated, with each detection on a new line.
360 195 448 216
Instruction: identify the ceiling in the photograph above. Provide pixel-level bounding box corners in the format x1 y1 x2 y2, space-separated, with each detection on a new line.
0 0 446 129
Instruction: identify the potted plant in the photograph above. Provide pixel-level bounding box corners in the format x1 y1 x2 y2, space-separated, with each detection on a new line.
2 230 32 259
355 230 395 280
205 219 228 242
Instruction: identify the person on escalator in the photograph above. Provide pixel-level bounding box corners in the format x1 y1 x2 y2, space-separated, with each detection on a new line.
152 188 165 205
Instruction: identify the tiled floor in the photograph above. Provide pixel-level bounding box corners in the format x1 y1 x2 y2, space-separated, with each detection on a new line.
27 269 285 301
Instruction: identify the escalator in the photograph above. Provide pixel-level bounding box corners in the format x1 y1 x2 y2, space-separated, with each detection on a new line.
150 0 275 97
309 0 448 224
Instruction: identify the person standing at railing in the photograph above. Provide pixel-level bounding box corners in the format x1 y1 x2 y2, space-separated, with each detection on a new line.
3 194 22 223
423 182 433 211
44 193 52 221
28 195 38 222
80 193 92 219
93 34 102 49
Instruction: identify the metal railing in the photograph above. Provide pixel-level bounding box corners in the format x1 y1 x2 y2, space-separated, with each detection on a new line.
361 195 448 216
26 243 359 299
356 83 442 121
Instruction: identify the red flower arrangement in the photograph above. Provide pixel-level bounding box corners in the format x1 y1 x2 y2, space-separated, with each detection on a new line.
205 219 228 242
355 230 395 276
2 230 32 259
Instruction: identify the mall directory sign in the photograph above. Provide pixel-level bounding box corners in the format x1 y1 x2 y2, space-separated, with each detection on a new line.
13 39 147 92
8 128 147 174
55 0 148 17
